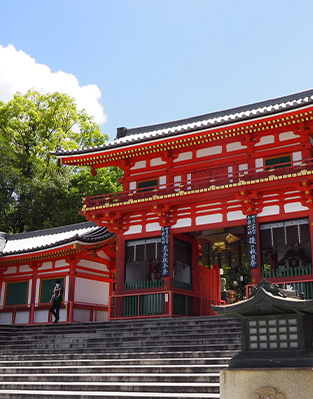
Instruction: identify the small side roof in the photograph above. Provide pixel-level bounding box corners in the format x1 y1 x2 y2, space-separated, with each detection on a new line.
0 221 114 258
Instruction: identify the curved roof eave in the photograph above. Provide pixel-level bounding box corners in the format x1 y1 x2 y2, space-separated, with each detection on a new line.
0 222 114 258
54 88 313 159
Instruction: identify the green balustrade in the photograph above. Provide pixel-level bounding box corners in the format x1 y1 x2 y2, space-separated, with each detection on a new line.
173 293 193 316
262 265 312 279
123 293 164 317
173 280 193 290
124 279 164 290
139 293 163 316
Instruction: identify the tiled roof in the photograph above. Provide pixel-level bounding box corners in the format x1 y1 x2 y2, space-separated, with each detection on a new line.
0 222 114 257
54 89 313 157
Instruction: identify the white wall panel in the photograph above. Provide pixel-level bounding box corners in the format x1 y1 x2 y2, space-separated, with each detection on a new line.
284 202 308 213
196 214 223 225
74 277 109 306
15 311 29 324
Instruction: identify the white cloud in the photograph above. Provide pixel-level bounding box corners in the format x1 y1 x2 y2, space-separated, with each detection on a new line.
0 44 107 124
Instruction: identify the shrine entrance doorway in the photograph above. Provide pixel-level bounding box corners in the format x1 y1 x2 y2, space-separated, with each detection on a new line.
194 225 250 301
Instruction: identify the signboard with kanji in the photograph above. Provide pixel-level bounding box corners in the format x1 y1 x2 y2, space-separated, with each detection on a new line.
161 226 170 277
247 214 258 269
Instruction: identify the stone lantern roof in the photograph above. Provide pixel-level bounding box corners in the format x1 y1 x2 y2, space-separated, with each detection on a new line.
212 279 313 317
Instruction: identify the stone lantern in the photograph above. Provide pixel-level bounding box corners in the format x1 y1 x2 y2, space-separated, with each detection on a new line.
212 279 313 399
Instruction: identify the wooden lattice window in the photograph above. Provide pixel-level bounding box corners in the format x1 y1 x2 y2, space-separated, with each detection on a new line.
137 179 158 192
5 281 28 306
265 155 291 170
40 278 64 303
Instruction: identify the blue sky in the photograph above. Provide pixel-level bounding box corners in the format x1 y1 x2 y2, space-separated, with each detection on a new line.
1 0 313 141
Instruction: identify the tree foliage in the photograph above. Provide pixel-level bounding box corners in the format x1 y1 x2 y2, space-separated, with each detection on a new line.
0 90 122 233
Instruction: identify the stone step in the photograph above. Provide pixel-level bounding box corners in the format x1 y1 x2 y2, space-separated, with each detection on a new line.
0 364 226 374
0 316 241 398
0 343 241 355
0 319 240 337
0 356 232 366
0 327 241 340
0 336 241 349
0 381 220 393
0 372 220 383
0 390 220 398
0 349 237 361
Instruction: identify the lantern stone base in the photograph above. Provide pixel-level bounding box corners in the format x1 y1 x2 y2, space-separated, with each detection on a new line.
220 368 313 399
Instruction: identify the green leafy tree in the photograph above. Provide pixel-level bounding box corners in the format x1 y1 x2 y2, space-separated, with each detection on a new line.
0 90 122 233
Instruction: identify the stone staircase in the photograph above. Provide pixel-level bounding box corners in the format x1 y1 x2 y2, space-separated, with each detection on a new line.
0 316 241 398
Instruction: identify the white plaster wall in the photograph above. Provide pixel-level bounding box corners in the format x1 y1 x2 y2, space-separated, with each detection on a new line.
19 265 32 273
129 181 136 190
255 135 275 146
292 151 302 165
239 163 248 171
174 151 193 162
284 202 308 213
131 160 146 170
74 277 109 306
55 259 69 268
77 259 109 273
38 262 52 271
15 311 29 324
59 308 67 322
196 214 223 225
159 176 166 189
255 158 263 172
124 225 142 235
258 205 280 217
174 175 181 191
4 267 17 275
226 142 246 152
65 275 69 302
97 250 111 260
35 278 40 304
34 309 49 323
172 218 192 228
92 310 108 322
0 312 12 324
146 223 161 232
279 130 299 141
197 145 222 158
0 282 5 306
27 279 32 305
73 308 90 322
227 211 245 221
150 157 166 166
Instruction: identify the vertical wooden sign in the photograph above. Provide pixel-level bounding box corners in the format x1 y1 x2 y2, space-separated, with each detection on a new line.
161 226 170 277
247 214 258 269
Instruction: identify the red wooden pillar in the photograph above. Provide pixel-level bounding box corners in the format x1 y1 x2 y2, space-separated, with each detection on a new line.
308 208 313 265
29 262 39 324
67 257 77 323
0 269 3 308
299 126 312 161
114 234 126 317
192 241 201 298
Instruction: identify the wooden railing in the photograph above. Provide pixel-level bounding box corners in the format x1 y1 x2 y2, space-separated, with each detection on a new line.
262 265 312 279
124 279 164 290
0 300 108 325
246 278 313 300
109 290 223 320
83 158 313 209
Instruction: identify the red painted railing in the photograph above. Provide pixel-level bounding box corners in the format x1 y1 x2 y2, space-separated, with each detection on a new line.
83 158 313 209
0 300 109 325
108 290 224 320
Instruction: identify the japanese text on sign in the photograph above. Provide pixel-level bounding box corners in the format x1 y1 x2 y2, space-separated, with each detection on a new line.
161 226 170 277
247 214 258 269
